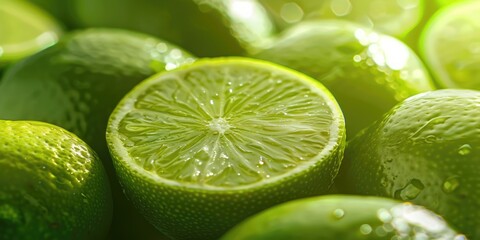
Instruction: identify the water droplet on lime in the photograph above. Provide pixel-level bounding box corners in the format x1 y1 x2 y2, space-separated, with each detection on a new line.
359 224 373 235
394 179 424 200
454 234 468 240
280 2 304 24
458 144 472 156
332 208 345 219
330 0 352 17
377 208 393 222
442 176 460 193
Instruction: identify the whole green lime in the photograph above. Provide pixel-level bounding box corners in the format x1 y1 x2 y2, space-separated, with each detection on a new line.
0 120 111 239
0 28 194 240
107 57 346 240
34 0 275 57
337 89 480 239
253 20 435 137
221 195 464 239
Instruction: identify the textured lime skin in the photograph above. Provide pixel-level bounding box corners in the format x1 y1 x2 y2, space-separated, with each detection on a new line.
253 20 435 137
107 58 346 240
0 120 111 239
0 28 193 240
220 195 463 240
337 89 480 239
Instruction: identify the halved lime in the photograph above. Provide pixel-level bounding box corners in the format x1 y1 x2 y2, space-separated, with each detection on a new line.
0 0 62 66
259 0 424 37
107 57 346 239
420 0 480 89
221 195 464 239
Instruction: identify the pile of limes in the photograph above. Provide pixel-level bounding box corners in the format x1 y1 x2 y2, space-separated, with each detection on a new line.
0 0 478 239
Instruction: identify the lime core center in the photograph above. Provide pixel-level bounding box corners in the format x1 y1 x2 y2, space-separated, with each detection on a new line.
208 117 231 134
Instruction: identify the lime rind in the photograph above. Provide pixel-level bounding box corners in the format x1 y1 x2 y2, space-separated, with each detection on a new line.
0 0 62 64
107 57 345 191
420 0 480 89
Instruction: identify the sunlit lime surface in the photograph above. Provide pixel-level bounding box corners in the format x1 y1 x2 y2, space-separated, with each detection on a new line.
259 0 423 37
0 0 61 65
420 0 480 89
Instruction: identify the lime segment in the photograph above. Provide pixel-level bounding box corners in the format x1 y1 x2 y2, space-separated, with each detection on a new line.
0 0 62 65
107 57 346 239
